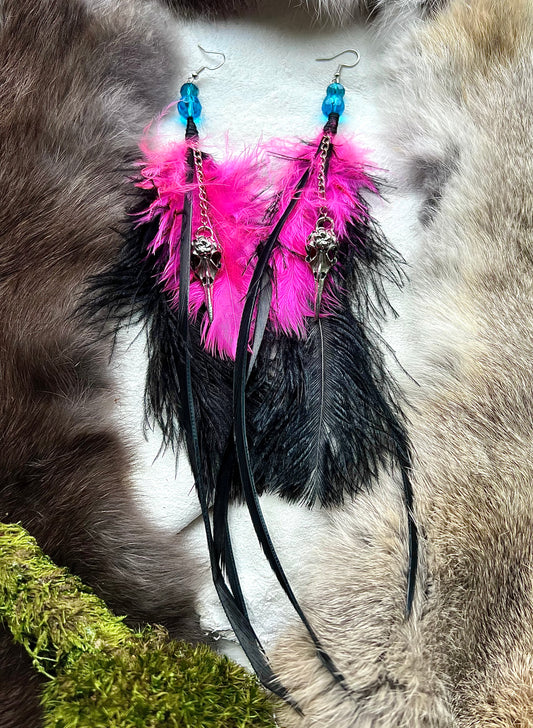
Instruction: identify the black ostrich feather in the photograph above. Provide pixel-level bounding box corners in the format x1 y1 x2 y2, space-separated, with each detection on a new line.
248 306 406 507
83 187 234 502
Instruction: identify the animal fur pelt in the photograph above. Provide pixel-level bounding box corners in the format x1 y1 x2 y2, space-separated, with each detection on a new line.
159 0 252 16
0 1 208 726
307 0 448 23
272 1 533 726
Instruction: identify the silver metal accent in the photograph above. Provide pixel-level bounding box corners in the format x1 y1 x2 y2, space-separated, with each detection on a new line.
191 231 221 323
315 49 360 84
190 147 222 323
306 218 339 317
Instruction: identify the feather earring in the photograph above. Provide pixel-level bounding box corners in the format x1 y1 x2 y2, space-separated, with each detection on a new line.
85 48 416 700
88 49 269 494
234 50 418 612
84 51 302 703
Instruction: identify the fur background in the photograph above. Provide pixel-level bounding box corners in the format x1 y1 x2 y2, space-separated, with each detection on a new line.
1 0 532 726
0 1 208 724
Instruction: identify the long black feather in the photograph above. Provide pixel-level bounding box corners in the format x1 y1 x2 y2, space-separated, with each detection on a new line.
175 181 296 706
234 116 418 614
232 166 350 689
83 172 299 705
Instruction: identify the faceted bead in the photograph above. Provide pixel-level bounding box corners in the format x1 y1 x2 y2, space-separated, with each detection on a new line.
321 82 345 117
180 82 199 98
177 82 202 120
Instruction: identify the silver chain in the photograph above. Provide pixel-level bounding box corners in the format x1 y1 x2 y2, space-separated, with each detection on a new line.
190 144 221 323
317 134 333 224
317 135 330 204
305 133 339 316
192 146 216 239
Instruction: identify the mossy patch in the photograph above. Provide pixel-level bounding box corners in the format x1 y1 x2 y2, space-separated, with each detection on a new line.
44 631 275 728
0 523 278 728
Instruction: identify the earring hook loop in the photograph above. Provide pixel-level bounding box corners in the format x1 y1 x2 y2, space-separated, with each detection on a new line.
189 45 226 82
316 49 360 83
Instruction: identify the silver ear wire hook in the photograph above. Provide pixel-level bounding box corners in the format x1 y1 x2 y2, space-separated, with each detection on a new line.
315 49 360 84
189 45 226 82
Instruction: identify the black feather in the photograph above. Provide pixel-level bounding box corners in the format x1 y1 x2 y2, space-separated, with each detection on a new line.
233 120 418 613
83 187 234 502
174 185 296 706
83 179 302 704
231 165 350 689
248 305 407 506
244 170 408 507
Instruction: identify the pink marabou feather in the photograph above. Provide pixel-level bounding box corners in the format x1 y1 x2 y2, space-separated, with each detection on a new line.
266 133 380 336
134 131 380 357
136 138 268 359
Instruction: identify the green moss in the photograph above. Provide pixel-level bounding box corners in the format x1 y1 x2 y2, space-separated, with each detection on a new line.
44 631 276 728
0 523 278 728
0 523 131 675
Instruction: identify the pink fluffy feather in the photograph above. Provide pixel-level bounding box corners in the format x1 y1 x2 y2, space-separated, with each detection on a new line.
136 138 268 359
265 133 380 336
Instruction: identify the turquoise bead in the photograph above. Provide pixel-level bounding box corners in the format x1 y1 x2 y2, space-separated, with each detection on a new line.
322 82 345 117
177 82 202 120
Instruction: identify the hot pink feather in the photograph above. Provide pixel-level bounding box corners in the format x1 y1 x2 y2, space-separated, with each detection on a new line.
265 134 380 336
134 132 380 356
135 138 268 359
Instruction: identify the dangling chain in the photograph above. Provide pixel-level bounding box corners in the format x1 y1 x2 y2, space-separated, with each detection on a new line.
305 134 339 317
316 134 332 222
192 147 215 239
190 145 222 323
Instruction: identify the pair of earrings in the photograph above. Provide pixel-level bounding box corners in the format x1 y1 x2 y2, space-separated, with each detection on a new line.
141 49 373 353
89 49 418 706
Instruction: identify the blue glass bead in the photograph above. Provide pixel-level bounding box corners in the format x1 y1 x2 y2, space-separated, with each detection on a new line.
177 82 202 120
180 82 199 98
322 82 345 118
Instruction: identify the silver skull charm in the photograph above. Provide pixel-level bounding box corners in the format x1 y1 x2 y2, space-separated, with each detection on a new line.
191 233 222 323
305 222 338 316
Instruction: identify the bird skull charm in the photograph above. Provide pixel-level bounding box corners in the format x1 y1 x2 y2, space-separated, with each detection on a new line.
191 231 222 323
305 217 338 316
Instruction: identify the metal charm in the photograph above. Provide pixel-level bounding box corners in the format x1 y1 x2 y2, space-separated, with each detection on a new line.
191 229 222 323
190 146 222 323
306 215 338 316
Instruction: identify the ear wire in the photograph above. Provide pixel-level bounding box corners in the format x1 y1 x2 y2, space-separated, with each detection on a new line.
188 45 226 82
315 48 360 83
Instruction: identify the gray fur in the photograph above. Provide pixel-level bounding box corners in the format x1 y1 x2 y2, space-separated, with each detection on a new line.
273 1 533 726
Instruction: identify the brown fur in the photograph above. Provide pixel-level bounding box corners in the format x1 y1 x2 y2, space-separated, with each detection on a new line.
0 1 207 725
272 1 533 726
160 0 253 17
319 0 448 22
